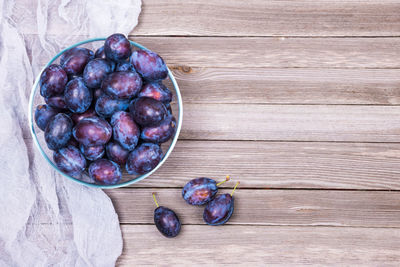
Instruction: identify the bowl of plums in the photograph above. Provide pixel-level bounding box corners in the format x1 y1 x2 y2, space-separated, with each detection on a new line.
29 34 182 188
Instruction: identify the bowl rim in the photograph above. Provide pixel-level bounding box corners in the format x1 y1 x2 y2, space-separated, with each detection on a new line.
28 37 183 189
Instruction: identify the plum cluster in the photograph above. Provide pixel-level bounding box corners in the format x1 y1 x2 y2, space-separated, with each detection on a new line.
182 177 239 226
35 33 176 185
151 177 239 238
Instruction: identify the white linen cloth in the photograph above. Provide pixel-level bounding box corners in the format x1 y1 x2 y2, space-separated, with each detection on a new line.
0 0 141 265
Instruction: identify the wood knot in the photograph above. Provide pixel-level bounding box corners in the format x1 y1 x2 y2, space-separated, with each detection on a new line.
179 65 193 73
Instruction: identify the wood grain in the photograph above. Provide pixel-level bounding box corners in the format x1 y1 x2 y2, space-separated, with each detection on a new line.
171 68 400 104
180 104 400 142
107 189 400 227
118 225 400 266
131 37 400 69
130 141 400 190
25 138 400 190
134 0 400 37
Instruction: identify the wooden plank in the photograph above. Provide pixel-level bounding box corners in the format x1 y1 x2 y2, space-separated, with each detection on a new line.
26 138 400 189
118 225 400 266
107 189 400 227
171 68 400 105
131 37 400 69
17 1 400 37
134 0 400 37
131 141 400 190
180 104 400 142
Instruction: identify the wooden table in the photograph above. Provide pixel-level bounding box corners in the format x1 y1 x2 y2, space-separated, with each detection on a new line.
106 1 400 265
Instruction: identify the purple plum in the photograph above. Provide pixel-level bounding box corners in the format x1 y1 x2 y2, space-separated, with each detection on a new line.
104 33 131 61
88 159 122 185
126 143 163 175
73 116 112 146
130 49 168 81
39 64 68 98
45 113 73 150
53 145 86 178
101 71 142 99
129 97 167 126
105 141 130 165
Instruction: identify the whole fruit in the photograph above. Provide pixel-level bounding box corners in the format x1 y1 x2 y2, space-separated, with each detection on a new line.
45 113 73 150
130 49 168 81
88 159 122 185
73 116 112 146
110 111 140 151
53 145 86 178
104 33 131 61
126 143 163 175
105 141 130 165
64 77 92 113
154 207 181 238
83 58 112 88
39 64 68 98
129 97 167 126
60 47 94 76
203 194 234 226
101 71 142 99
182 177 218 206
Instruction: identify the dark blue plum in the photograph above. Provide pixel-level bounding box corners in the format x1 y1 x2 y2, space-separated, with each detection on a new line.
53 145 86 178
154 206 181 238
101 71 142 99
70 108 97 124
104 33 131 61
203 194 234 226
130 49 168 81
115 61 135 72
110 111 139 151
138 82 172 103
45 95 67 110
182 178 218 206
60 47 94 76
45 113 73 150
88 159 121 185
64 77 92 113
83 58 112 88
95 95 130 118
105 141 130 165
95 46 106 59
140 115 176 143
126 143 163 175
129 97 167 126
35 104 59 131
73 116 112 146
80 144 104 161
39 64 68 98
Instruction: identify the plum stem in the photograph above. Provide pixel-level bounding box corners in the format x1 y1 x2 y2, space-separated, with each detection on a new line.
217 175 231 186
152 192 159 207
231 181 240 196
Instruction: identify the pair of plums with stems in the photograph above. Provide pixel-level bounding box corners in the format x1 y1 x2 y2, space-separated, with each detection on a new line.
152 176 240 238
